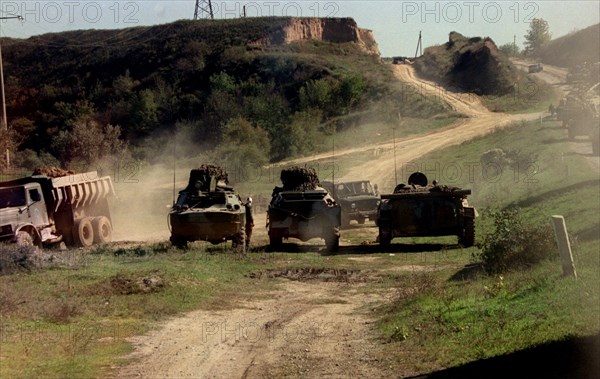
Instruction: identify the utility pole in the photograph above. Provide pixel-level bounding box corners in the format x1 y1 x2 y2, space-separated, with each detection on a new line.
414 31 422 58
513 34 516 56
194 0 214 20
0 15 23 169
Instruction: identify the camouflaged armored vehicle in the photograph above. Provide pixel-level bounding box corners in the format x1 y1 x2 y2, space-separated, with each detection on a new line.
267 167 341 252
321 180 380 228
169 165 246 249
377 172 476 247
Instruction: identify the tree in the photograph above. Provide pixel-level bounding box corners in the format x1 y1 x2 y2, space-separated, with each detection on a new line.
216 117 271 169
524 18 551 56
499 42 521 57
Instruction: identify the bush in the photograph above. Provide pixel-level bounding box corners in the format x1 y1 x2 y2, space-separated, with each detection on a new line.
475 208 556 274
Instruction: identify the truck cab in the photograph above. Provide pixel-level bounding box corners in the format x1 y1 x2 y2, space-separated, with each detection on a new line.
0 183 51 246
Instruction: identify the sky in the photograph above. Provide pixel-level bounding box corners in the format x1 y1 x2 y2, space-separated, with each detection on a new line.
0 1 598 56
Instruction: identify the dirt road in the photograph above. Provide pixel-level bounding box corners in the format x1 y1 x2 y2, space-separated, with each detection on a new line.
118 273 396 378
116 64 544 378
342 65 543 191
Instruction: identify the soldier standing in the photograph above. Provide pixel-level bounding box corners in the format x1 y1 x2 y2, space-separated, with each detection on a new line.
245 197 254 248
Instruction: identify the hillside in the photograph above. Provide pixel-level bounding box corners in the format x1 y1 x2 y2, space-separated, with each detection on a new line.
539 24 600 68
414 32 521 96
2 17 447 169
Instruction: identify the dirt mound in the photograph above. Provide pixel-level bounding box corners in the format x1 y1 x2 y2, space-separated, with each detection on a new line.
280 166 320 191
247 267 366 282
186 164 229 192
32 166 74 177
414 32 519 95
109 272 166 295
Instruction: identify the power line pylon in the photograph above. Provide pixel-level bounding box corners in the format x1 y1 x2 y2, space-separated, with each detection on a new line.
194 0 214 20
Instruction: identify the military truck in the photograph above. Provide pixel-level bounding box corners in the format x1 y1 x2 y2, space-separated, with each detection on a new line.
377 172 476 247
0 170 115 248
168 165 246 249
267 167 340 252
557 92 600 141
528 63 543 73
321 180 380 228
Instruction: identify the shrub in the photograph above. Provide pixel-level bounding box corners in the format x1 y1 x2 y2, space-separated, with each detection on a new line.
475 207 556 274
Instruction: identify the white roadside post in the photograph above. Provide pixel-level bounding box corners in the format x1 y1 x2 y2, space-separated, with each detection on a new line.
551 215 577 278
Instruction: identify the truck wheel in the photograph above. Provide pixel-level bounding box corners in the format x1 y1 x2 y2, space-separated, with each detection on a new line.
16 231 35 247
357 216 366 225
459 218 475 248
93 216 112 244
74 218 94 247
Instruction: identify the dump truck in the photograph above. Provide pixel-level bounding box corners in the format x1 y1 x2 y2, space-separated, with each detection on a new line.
168 165 247 249
267 167 341 252
377 172 476 247
321 180 380 228
0 171 115 248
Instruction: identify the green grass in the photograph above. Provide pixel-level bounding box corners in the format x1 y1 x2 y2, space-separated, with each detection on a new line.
374 118 599 372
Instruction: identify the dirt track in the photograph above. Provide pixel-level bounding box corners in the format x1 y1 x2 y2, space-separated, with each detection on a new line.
116 64 544 378
343 65 543 191
118 276 395 378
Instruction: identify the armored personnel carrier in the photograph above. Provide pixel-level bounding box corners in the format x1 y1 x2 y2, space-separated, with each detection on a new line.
267 167 341 252
377 172 476 247
169 165 246 249
321 180 380 228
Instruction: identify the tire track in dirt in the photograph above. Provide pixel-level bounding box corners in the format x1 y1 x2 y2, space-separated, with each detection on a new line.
117 279 394 378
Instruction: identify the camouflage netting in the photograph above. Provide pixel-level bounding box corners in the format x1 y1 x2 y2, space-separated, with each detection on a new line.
33 167 75 178
280 166 320 191
186 164 229 192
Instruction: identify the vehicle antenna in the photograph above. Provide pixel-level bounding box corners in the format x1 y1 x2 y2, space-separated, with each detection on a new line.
172 133 176 206
393 126 398 187
332 126 336 198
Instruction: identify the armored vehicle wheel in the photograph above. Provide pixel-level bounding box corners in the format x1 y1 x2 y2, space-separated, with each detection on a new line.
93 216 112 244
379 235 391 247
324 229 340 253
459 217 475 248
75 218 94 247
232 227 246 252
567 122 575 141
170 236 188 249
341 214 351 229
268 230 283 249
